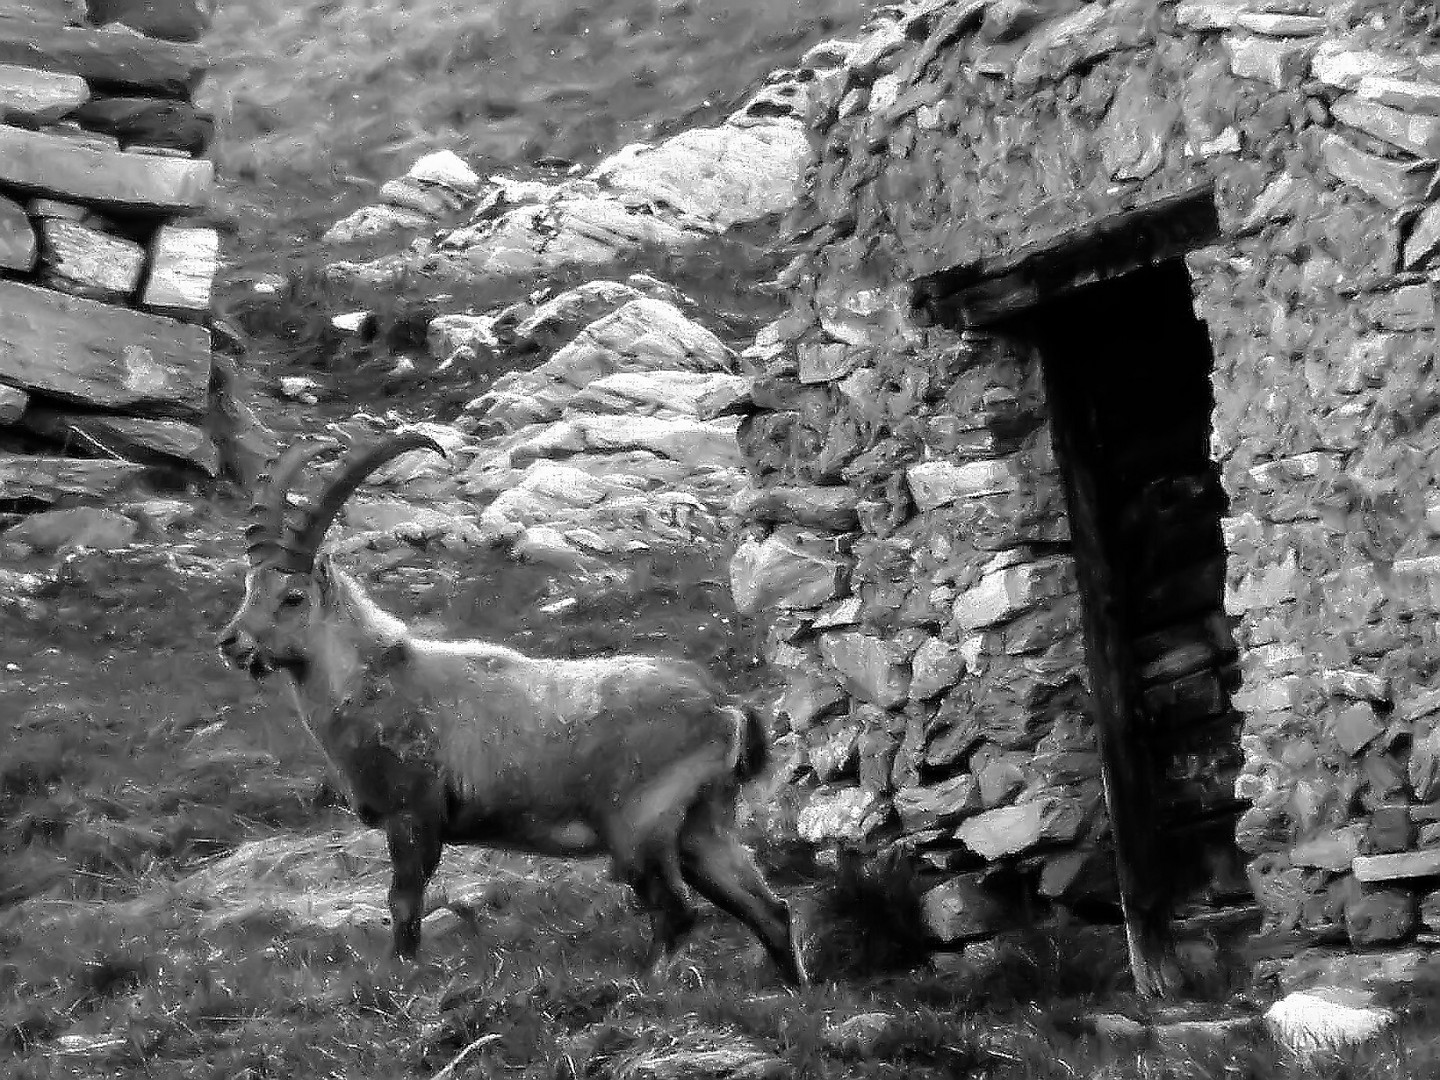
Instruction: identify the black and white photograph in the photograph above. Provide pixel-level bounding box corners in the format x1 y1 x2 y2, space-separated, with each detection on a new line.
1 0 1439 1076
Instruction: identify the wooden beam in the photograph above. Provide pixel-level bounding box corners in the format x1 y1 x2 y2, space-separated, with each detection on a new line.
0 124 212 213
913 182 1220 328
0 20 209 96
0 279 210 417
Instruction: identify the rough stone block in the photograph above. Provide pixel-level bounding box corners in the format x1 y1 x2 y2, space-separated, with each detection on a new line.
908 636 965 700
38 218 145 301
141 224 218 315
731 484 860 530
1223 33 1315 89
1404 202 1440 270
906 457 1022 509
920 873 1016 942
1291 826 1364 871
819 631 911 707
0 192 35 271
1331 96 1440 159
1321 132 1436 210
1311 46 1415 92
1332 703 1385 756
776 672 846 732
1357 76 1440 116
796 785 887 844
0 382 27 422
810 717 862 782
893 774 979 832
955 796 1082 859
1369 284 1435 331
1275 947 1434 993
730 526 846 614
798 342 860 384
1345 887 1417 947
1233 12 1324 36
1175 0 1247 30
953 554 1076 631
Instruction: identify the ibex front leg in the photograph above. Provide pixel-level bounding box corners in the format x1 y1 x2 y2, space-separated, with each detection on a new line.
385 813 443 960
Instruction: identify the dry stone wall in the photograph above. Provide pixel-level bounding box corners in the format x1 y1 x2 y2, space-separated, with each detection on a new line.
0 0 241 507
729 0 1440 978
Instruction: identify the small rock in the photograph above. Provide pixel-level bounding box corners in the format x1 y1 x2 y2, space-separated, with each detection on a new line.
5 507 138 553
908 637 964 700
0 383 27 423
331 310 375 334
796 786 886 844
956 796 1082 859
277 376 321 404
730 527 845 614
818 631 910 707
822 1012 899 1059
921 874 1016 943
1265 989 1396 1054
405 149 481 194
322 204 432 244
893 775 979 832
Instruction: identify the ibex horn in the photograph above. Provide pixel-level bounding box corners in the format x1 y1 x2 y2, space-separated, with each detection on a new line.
292 432 449 566
245 438 335 566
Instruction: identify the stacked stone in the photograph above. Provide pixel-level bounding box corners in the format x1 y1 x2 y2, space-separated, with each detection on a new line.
0 0 222 504
729 0 1440 971
1171 4 1440 979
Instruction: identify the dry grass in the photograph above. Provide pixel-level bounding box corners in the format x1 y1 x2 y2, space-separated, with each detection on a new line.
6 546 1440 1078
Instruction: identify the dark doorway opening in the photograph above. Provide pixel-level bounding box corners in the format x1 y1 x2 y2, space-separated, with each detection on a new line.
912 184 1246 996
1025 257 1246 993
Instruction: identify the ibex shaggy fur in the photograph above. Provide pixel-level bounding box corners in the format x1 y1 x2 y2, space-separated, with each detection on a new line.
217 434 807 986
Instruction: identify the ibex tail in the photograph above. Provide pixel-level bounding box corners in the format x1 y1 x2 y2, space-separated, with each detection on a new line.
726 702 771 783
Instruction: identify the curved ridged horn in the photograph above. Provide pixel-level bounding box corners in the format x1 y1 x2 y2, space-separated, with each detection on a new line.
246 439 335 565
292 432 448 564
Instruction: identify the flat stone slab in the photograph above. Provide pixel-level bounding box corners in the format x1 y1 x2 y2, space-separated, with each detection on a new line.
0 61 88 123
0 453 147 502
0 125 213 214
0 279 211 416
0 22 209 97
1353 850 1440 883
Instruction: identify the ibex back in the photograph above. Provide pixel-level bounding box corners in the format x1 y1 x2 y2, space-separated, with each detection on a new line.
216 434 807 986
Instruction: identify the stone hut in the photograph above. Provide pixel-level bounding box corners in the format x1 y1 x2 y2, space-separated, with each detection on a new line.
727 0 1440 994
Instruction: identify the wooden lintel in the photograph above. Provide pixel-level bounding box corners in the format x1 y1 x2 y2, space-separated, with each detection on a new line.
913 181 1220 328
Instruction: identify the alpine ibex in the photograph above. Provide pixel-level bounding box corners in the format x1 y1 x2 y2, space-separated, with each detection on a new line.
216 434 807 985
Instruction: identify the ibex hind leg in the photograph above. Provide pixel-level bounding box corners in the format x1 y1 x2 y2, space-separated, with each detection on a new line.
632 851 699 977
679 803 808 987
385 814 443 961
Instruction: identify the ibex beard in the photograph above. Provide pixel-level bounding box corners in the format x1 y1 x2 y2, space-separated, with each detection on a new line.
216 433 808 986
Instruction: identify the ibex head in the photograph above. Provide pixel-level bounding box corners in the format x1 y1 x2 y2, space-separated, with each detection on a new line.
217 432 446 679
